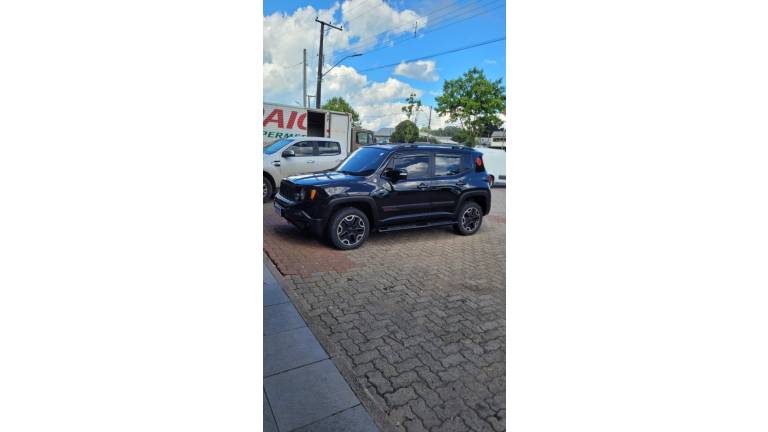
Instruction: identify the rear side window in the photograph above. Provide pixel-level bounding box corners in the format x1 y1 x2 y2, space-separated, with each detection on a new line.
317 141 340 155
394 155 430 179
434 154 465 176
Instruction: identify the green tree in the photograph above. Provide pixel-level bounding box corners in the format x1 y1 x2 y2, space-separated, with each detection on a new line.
435 67 505 146
390 120 419 143
322 96 361 127
401 92 422 121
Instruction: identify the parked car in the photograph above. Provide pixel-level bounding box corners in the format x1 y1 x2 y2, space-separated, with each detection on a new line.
273 144 492 249
263 103 374 202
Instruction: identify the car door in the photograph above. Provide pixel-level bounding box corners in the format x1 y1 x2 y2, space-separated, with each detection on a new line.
280 140 318 177
376 152 433 224
430 152 470 216
315 140 344 172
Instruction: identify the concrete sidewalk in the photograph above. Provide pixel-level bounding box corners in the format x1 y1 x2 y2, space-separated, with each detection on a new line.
263 258 379 432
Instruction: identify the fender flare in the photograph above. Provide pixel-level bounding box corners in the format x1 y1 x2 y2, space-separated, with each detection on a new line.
322 196 381 227
455 190 491 215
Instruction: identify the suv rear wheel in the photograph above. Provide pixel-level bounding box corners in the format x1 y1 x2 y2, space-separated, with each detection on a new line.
328 207 369 250
454 201 483 235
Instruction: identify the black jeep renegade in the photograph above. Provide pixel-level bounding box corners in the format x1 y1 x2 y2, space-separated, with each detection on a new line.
273 144 492 250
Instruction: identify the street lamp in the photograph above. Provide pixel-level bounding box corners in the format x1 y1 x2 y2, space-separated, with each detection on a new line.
322 53 362 78
316 53 362 107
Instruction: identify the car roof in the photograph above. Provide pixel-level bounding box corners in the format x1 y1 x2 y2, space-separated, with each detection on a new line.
367 143 473 152
292 136 339 142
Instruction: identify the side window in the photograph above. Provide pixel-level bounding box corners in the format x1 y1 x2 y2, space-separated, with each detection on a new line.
434 153 465 176
287 141 315 157
394 155 430 179
356 132 369 145
317 141 340 155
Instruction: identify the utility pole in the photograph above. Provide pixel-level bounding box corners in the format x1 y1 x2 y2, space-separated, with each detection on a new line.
315 17 342 108
427 105 432 130
302 48 307 108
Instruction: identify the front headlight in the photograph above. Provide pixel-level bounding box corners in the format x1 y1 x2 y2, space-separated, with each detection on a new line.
324 186 349 196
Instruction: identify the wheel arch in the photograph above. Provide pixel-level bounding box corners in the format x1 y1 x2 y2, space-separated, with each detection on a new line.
456 191 491 215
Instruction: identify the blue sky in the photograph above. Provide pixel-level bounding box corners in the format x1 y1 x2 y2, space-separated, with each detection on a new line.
263 0 506 130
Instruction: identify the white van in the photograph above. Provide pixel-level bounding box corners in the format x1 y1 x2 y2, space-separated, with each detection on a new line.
263 137 347 201
476 147 506 187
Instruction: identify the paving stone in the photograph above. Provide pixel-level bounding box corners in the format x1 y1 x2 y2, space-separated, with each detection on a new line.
263 391 278 432
263 327 327 376
292 405 378 432
264 360 360 431
263 302 305 336
263 188 506 432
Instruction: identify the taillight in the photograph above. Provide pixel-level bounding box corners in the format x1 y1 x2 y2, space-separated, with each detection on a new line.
475 156 484 172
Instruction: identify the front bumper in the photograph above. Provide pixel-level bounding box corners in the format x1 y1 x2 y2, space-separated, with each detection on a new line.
274 193 325 236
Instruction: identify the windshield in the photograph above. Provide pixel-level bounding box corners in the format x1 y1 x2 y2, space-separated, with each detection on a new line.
263 138 296 155
336 147 389 176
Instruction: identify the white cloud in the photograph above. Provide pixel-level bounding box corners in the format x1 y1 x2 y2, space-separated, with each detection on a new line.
262 2 433 133
340 0 426 51
484 59 497 64
393 60 439 81
357 78 421 104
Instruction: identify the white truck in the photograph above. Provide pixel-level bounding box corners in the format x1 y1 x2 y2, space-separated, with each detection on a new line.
262 102 375 201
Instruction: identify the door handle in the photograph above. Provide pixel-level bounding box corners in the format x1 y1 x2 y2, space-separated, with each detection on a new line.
456 180 466 186
418 183 429 190
272 161 281 166
306 160 315 164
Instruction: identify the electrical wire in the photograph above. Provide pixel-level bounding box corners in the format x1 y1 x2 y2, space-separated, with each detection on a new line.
357 36 505 73
337 0 501 55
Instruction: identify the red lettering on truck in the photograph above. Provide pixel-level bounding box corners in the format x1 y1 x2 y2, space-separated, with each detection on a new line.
263 107 307 131
263 108 284 128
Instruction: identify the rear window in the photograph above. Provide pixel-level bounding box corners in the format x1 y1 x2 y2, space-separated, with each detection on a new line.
434 154 465 176
317 141 340 155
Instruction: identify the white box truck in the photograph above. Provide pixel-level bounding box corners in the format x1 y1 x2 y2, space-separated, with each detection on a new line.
262 102 375 201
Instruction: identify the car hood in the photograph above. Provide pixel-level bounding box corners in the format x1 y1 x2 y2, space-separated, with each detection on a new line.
286 171 362 186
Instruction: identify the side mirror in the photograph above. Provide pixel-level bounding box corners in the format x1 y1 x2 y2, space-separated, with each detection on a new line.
282 149 295 158
384 168 407 181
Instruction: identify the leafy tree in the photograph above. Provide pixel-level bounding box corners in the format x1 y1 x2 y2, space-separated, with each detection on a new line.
322 96 361 127
390 120 419 143
417 135 439 144
401 93 422 121
451 129 476 145
435 67 505 146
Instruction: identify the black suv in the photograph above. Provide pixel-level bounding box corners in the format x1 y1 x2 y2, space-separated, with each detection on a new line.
273 144 492 250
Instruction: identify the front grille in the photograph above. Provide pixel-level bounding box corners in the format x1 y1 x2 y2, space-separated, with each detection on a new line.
279 180 296 198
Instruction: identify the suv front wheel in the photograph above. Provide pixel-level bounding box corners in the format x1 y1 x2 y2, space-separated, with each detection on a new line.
328 207 370 250
455 201 483 235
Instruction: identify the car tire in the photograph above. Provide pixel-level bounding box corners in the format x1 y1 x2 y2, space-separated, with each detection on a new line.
263 175 273 202
454 201 483 235
328 207 370 250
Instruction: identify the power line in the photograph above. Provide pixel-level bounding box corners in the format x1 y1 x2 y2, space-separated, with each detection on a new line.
339 0 382 22
359 1 505 58
358 36 505 73
336 0 500 55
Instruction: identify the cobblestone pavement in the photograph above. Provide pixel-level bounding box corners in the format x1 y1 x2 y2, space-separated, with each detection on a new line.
264 188 506 432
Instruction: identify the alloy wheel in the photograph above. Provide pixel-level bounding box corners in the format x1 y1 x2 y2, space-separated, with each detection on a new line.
336 215 366 246
461 207 481 232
